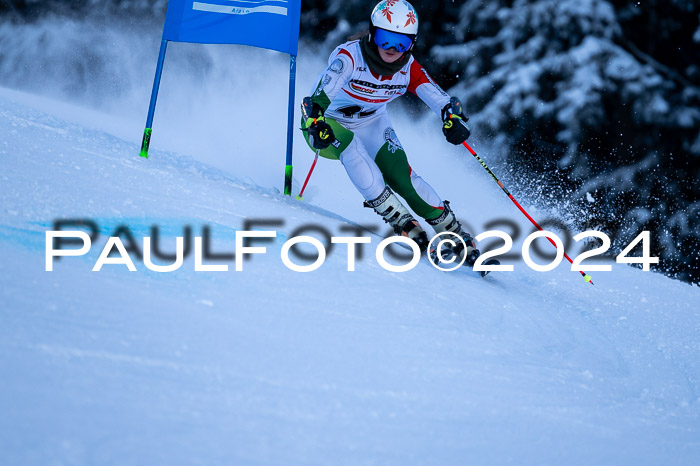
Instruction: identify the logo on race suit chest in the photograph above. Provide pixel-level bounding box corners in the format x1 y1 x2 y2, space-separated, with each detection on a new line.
350 82 377 95
349 79 407 96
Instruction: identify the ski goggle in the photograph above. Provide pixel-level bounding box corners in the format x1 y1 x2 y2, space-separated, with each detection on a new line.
373 28 415 53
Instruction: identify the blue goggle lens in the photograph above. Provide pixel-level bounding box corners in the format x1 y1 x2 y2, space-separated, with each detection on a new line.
373 28 414 53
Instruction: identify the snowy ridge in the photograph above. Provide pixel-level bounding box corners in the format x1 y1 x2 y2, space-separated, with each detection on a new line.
1 87 700 465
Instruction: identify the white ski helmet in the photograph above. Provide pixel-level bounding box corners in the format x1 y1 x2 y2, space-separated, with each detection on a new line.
370 0 419 36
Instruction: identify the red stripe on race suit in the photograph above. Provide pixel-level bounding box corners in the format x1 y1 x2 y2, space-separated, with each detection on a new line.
407 59 431 95
342 88 391 103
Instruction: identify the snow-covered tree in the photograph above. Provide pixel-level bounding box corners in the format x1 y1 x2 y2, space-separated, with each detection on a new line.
429 0 699 283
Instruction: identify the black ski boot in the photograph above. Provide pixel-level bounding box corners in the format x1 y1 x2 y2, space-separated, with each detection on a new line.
426 200 480 266
364 187 430 252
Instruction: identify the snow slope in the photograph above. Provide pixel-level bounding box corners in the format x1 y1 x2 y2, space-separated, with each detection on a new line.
1 85 699 466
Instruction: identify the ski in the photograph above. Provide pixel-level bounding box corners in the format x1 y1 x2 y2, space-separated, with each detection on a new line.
429 244 499 279
478 258 500 278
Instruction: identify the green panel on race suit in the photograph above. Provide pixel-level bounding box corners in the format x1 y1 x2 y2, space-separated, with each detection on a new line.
374 143 443 221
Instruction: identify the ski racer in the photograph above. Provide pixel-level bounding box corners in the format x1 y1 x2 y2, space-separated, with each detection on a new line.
301 0 479 265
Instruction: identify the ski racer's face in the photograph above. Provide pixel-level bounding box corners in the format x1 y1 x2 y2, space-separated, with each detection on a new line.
378 46 404 63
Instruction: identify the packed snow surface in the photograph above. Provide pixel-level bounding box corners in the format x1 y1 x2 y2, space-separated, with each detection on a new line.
1 84 699 465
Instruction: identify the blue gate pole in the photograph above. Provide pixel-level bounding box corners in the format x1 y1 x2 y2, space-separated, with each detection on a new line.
140 39 169 158
283 54 297 195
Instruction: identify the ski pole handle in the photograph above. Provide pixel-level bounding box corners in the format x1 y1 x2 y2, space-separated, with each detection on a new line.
449 96 463 117
301 97 315 120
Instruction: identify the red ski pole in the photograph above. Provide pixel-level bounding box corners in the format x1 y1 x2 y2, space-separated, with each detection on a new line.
462 140 593 285
296 150 319 200
449 95 592 284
